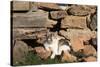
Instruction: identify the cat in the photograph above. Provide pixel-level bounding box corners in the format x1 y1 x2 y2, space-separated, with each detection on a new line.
43 32 71 59
58 39 71 55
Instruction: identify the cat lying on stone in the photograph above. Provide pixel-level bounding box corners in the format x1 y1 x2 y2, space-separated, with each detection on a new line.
44 32 71 59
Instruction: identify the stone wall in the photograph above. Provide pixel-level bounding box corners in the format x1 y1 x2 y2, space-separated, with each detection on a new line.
12 1 97 64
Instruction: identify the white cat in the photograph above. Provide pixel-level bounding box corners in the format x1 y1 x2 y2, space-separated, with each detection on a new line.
44 32 71 59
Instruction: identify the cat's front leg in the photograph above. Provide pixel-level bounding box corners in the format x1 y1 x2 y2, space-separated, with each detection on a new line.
50 52 56 59
44 43 50 51
58 48 62 55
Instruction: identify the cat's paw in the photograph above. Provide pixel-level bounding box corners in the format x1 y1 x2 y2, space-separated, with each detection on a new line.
50 54 55 59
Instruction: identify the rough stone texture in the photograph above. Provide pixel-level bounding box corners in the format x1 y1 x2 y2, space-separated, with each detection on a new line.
12 1 30 11
61 16 87 29
82 45 97 56
12 2 97 63
13 41 29 63
13 11 57 28
36 30 47 44
67 5 96 16
60 29 96 41
90 38 97 46
60 29 96 52
90 38 97 50
70 37 85 52
82 56 97 62
36 2 61 10
61 51 77 62
34 47 51 60
89 14 97 31
13 29 48 44
13 28 47 40
50 11 67 20
82 5 97 14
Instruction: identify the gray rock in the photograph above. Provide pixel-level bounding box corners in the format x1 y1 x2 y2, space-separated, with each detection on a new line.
90 38 97 50
13 41 29 63
91 38 97 46
89 14 97 31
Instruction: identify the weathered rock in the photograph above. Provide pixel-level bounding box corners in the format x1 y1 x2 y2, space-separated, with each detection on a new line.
90 38 97 46
70 37 85 52
34 47 51 60
67 5 96 16
36 2 61 11
61 51 77 62
60 29 96 41
13 11 57 28
50 11 67 20
36 30 47 44
13 41 29 63
59 29 96 52
61 16 87 29
90 38 97 50
59 30 85 52
82 5 97 14
82 56 97 62
89 14 97 31
82 45 97 56
12 1 30 11
13 28 47 39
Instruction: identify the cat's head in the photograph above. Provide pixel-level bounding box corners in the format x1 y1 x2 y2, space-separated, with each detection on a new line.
46 33 53 44
46 31 65 43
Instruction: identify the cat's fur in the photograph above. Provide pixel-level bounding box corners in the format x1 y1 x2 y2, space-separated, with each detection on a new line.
44 32 71 59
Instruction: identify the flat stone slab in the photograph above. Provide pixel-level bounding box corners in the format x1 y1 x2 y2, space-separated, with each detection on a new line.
13 28 47 40
12 11 56 28
61 16 87 29
36 2 61 11
67 5 96 16
12 1 30 11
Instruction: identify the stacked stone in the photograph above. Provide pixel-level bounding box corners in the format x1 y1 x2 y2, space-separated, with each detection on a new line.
12 1 97 63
